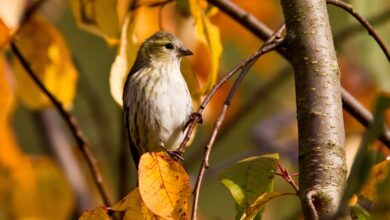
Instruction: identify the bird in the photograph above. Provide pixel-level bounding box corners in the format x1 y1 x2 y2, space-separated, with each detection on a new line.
123 31 195 166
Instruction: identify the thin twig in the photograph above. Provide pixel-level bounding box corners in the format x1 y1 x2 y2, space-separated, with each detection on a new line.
190 28 286 220
177 24 286 154
306 190 320 220
334 8 390 46
184 66 292 167
206 0 390 150
327 0 390 61
10 43 112 206
277 163 299 195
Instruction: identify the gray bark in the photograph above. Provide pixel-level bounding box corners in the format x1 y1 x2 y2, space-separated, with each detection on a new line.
280 0 347 219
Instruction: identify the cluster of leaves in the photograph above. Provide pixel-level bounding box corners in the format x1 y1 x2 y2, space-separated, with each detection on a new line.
70 0 222 106
0 0 222 217
1 0 390 219
80 152 190 219
0 2 77 219
343 95 390 219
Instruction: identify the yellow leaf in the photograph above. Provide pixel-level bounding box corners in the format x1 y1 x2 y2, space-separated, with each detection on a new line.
12 14 78 110
70 0 121 44
139 152 190 220
241 192 285 220
112 187 160 219
361 160 390 201
11 156 75 220
110 7 160 106
190 0 222 94
79 206 111 220
109 12 140 106
0 53 24 169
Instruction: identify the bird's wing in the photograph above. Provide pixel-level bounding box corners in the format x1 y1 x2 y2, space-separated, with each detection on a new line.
124 105 140 167
123 54 149 167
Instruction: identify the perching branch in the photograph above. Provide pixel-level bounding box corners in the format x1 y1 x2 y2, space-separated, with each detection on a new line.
206 0 390 150
280 0 347 218
327 0 390 61
191 27 286 220
177 24 285 154
10 43 112 206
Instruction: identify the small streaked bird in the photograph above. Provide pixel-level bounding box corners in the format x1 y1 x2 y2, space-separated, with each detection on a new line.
123 31 194 166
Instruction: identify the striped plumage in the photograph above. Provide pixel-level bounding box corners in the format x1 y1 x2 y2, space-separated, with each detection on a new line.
123 31 193 166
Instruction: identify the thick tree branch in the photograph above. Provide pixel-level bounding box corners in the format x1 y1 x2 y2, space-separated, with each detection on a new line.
280 0 347 218
327 0 390 61
206 0 390 150
10 43 112 206
190 28 285 220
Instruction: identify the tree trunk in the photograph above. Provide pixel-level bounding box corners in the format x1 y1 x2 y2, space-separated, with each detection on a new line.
280 0 347 219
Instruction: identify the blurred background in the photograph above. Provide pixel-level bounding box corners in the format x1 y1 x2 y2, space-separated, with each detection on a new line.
1 0 390 219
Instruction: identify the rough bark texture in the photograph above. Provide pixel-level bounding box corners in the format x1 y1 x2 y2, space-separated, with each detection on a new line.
280 0 347 219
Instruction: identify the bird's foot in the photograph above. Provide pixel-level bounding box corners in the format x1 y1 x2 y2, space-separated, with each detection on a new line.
183 112 203 131
160 145 184 162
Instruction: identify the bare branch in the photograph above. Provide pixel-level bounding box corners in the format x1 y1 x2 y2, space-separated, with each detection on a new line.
206 0 390 150
177 23 285 154
306 190 320 220
184 66 292 168
334 8 390 46
327 0 390 61
277 163 299 195
10 43 112 206
190 28 285 220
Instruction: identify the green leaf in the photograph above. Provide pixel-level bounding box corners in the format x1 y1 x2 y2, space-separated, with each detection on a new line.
341 95 390 207
241 192 286 220
350 204 370 220
220 153 279 214
371 163 390 219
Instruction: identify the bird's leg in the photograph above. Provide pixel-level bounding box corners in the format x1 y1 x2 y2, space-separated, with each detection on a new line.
160 143 184 162
183 112 203 131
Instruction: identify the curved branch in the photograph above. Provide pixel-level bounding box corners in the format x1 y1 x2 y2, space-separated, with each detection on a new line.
184 66 292 167
306 190 320 220
327 0 390 61
206 0 390 150
190 29 285 220
334 8 390 46
177 24 285 153
10 43 112 206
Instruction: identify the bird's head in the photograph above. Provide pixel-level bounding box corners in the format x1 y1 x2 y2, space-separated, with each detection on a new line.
138 31 193 65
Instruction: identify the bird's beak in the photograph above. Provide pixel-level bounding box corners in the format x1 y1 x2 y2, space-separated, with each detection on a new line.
177 47 193 57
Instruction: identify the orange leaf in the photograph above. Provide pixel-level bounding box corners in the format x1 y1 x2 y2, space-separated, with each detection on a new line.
12 15 78 110
112 187 160 219
0 53 24 168
110 6 160 106
189 0 222 94
138 152 190 220
79 206 110 220
0 19 12 49
361 160 390 201
10 156 75 220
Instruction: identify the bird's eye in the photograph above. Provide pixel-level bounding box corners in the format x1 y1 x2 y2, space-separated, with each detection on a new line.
165 43 174 50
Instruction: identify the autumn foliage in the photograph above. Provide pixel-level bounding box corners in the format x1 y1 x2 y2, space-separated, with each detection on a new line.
0 0 390 219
